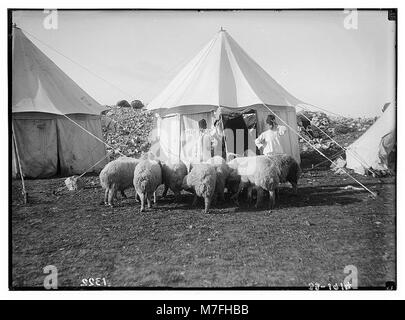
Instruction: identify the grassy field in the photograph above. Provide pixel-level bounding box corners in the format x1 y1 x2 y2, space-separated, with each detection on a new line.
11 166 395 289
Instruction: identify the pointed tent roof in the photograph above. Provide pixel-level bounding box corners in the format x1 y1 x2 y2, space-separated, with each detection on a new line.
12 27 106 115
147 29 304 115
346 102 396 173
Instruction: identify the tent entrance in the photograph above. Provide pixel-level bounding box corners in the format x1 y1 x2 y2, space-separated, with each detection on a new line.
221 111 258 157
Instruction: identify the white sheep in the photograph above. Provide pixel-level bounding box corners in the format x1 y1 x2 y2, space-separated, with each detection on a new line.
205 156 231 202
133 158 163 212
228 155 280 210
161 160 188 201
182 163 217 213
99 156 140 206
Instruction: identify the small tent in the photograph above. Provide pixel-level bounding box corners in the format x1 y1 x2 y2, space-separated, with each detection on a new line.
346 103 396 175
147 29 304 164
11 26 108 178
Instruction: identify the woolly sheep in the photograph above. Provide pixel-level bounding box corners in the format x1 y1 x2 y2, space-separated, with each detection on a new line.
99 156 140 206
161 160 188 201
228 155 280 210
182 163 217 213
133 158 163 212
266 154 301 194
205 156 231 202
226 156 256 199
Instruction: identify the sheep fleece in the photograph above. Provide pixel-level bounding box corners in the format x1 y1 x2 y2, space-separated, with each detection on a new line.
133 159 162 195
161 161 188 193
186 164 217 199
266 154 301 185
228 155 280 191
99 156 140 192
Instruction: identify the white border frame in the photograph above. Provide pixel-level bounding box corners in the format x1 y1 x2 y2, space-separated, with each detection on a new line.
1 0 402 300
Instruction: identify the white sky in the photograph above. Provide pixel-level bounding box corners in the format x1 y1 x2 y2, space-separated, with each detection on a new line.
12 9 396 117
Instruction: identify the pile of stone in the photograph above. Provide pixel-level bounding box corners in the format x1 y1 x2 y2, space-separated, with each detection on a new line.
101 104 155 160
297 110 376 152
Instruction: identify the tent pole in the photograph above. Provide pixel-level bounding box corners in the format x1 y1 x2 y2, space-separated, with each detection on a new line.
220 114 230 160
11 122 27 204
178 114 181 161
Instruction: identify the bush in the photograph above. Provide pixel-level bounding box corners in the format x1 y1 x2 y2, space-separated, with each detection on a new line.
334 123 352 135
131 100 144 109
116 100 131 108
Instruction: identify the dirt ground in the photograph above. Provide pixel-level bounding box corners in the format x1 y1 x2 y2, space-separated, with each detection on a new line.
11 163 395 289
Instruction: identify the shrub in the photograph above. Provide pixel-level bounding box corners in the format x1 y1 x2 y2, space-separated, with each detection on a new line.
131 100 144 109
116 100 131 108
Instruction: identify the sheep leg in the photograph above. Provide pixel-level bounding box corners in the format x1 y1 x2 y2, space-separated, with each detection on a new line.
204 196 212 214
153 191 157 204
247 185 253 206
217 180 225 203
211 193 217 206
191 194 198 207
291 182 298 195
230 181 244 206
162 185 169 198
147 193 152 209
255 187 264 209
269 189 276 211
104 188 109 205
218 189 225 203
108 184 116 206
173 190 181 203
139 192 145 212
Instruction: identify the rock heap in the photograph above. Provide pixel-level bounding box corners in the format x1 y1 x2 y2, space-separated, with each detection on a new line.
101 105 155 160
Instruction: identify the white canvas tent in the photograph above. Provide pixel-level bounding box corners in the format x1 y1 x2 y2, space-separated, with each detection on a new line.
11 26 108 178
147 29 303 164
346 103 396 175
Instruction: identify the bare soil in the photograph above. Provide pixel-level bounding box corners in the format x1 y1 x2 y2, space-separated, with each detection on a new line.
11 166 395 289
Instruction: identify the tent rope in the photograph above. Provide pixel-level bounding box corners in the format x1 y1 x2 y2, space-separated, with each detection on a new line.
20 28 136 100
61 114 125 157
297 104 379 176
78 150 113 178
299 102 346 118
306 149 345 171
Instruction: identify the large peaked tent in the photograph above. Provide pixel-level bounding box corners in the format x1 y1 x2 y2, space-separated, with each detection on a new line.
11 26 108 178
147 29 303 164
346 103 396 174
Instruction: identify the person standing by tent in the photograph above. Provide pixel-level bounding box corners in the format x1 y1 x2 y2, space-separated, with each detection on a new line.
255 114 287 155
211 118 226 158
195 119 219 162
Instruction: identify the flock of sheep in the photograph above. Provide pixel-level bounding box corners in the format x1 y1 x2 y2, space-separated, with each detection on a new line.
99 153 301 213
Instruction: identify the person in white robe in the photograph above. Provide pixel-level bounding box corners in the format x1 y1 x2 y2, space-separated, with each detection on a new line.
255 114 287 155
194 119 219 162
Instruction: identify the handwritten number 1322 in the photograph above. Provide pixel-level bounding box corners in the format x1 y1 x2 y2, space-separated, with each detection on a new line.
81 278 107 286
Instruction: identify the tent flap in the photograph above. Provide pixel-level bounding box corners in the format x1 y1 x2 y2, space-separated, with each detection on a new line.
13 118 59 178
